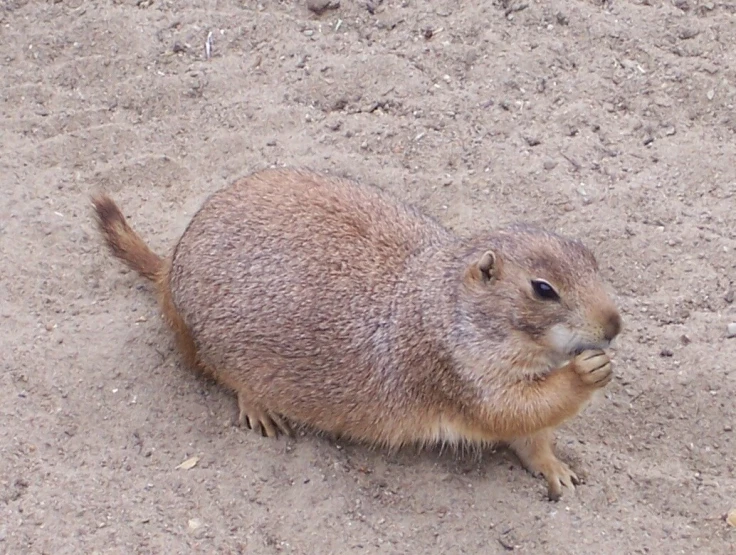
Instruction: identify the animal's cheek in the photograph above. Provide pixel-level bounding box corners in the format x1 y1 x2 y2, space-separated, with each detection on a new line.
545 323 577 353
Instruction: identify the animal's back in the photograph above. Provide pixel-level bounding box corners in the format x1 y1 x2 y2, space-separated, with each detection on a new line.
169 169 455 439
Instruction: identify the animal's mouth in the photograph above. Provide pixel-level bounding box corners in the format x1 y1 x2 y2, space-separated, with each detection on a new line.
570 340 611 356
545 325 613 359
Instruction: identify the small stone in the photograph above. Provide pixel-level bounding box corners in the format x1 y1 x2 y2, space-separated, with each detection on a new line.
724 425 733 432
543 160 557 170
524 136 541 147
307 0 339 15
706 90 715 100
188 518 203 531
724 290 734 304
727 509 736 528
727 323 736 338
678 27 699 40
331 97 348 111
660 348 674 357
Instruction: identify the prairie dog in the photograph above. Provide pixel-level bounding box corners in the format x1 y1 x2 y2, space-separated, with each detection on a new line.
93 168 622 500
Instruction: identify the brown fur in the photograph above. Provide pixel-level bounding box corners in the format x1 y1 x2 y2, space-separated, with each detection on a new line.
92 168 622 500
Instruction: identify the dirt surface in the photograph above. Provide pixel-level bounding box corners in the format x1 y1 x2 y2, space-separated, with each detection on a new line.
2 0 735 553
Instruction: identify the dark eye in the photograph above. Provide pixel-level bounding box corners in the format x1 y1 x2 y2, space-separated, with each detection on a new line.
531 279 560 301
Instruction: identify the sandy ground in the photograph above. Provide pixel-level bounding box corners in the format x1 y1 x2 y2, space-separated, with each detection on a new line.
1 0 735 553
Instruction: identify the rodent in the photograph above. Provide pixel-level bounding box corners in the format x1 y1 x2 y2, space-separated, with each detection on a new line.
92 168 622 500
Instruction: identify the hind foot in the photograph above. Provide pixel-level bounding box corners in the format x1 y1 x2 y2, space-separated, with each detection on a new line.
509 429 580 501
237 391 292 438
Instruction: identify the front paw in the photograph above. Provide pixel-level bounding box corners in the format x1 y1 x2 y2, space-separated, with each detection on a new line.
572 349 612 388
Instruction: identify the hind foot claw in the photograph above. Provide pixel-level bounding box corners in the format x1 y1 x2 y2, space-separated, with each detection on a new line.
237 391 292 438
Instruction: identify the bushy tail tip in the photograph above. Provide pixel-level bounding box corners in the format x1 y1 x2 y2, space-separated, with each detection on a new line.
92 194 163 281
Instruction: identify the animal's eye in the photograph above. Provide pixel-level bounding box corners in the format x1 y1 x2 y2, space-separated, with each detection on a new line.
531 279 560 301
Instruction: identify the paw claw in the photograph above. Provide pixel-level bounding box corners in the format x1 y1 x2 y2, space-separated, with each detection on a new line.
510 432 581 502
541 459 579 502
270 413 294 437
237 392 289 438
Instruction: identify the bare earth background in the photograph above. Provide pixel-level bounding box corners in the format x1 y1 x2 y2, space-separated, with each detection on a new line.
1 0 735 553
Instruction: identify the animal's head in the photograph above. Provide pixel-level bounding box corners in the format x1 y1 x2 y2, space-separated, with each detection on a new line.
463 224 622 358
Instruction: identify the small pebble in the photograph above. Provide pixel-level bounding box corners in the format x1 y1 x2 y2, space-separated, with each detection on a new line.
660 348 674 357
543 160 557 170
307 0 340 15
678 27 699 40
727 323 736 338
728 508 736 528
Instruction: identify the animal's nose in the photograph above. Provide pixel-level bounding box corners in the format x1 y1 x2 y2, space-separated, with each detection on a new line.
603 310 622 341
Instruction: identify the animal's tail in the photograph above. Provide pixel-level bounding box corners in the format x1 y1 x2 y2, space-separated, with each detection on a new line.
92 194 164 281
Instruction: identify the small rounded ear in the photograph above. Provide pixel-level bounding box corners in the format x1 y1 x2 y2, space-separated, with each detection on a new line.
466 250 501 285
478 251 496 280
